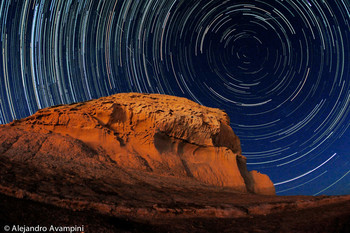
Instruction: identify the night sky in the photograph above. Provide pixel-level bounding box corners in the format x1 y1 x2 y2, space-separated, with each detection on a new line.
0 0 349 196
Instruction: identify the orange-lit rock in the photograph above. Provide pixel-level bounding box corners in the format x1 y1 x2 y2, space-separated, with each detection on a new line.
5 93 274 195
249 171 276 195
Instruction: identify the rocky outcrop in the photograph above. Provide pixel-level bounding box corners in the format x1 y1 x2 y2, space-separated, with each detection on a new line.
3 93 274 195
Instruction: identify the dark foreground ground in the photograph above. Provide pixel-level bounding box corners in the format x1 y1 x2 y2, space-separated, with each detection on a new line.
1 193 349 233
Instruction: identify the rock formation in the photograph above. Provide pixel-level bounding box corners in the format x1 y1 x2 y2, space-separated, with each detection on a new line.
3 93 350 233
1 93 274 195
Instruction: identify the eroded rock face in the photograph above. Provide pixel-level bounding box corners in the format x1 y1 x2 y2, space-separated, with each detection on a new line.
4 93 275 195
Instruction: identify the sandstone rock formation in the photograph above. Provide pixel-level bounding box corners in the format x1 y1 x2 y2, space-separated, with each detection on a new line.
2 93 274 195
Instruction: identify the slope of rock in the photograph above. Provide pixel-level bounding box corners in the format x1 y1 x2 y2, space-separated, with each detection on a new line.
2 192 350 233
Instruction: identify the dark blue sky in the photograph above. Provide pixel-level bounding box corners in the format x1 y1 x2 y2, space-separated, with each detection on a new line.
0 0 349 195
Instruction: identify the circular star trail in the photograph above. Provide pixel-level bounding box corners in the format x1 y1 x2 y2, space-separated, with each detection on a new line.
0 0 349 195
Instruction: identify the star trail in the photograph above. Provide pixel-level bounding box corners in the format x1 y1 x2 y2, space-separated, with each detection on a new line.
0 0 349 195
